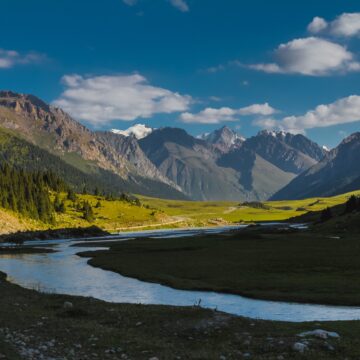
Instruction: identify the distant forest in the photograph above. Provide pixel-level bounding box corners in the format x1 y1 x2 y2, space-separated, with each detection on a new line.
0 164 67 223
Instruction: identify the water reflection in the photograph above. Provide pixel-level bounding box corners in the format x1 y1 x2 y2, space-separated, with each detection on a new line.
1 226 359 323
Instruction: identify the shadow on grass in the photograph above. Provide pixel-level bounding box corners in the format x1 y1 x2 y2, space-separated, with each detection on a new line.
0 226 109 244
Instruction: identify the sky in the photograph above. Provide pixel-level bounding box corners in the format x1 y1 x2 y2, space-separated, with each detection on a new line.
1 0 360 148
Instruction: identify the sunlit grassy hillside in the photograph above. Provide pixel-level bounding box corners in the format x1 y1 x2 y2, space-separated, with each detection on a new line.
51 193 171 232
139 189 360 224
0 189 359 235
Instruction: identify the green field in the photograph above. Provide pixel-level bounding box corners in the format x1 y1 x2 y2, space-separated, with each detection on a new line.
139 190 360 224
1 189 360 236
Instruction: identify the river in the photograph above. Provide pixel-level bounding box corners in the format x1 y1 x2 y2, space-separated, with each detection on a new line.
1 225 360 322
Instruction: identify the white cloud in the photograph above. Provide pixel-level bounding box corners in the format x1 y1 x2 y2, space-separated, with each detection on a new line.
253 118 278 129
331 13 360 37
255 95 360 134
181 107 238 124
309 13 360 37
249 37 360 76
169 0 189 12
111 124 153 139
53 74 192 125
238 103 276 116
0 49 45 69
180 103 277 124
249 63 282 74
122 0 189 11
307 17 328 33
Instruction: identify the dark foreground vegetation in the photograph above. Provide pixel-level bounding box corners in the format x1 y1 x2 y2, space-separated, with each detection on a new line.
1 271 360 360
80 211 360 306
0 226 109 244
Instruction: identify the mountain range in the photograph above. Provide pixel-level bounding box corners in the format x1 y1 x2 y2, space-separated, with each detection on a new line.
272 132 360 200
0 90 358 201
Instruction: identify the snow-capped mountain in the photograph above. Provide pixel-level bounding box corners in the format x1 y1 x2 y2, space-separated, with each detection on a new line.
111 124 154 140
199 126 245 153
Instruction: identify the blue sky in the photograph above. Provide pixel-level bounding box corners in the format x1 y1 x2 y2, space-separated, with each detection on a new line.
1 0 360 147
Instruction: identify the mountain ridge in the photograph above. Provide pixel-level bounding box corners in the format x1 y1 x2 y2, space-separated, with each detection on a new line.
0 90 345 201
272 132 360 200
0 91 186 199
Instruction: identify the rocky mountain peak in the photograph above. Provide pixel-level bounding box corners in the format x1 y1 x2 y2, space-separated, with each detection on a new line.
272 130 360 200
0 91 51 118
200 126 245 153
0 91 184 196
340 132 360 145
111 124 153 140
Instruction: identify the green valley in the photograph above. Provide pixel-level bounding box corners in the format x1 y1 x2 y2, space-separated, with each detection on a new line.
1 182 360 236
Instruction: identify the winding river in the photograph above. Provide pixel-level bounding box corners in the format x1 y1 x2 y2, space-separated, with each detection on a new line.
1 226 360 323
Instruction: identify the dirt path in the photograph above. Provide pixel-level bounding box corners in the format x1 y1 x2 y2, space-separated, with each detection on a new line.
110 216 188 231
223 206 238 214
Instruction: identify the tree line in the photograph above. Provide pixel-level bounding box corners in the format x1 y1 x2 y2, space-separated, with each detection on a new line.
0 160 142 224
0 164 68 223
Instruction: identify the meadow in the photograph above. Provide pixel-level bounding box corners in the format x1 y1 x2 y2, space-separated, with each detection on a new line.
139 190 360 224
1 189 360 235
80 208 360 307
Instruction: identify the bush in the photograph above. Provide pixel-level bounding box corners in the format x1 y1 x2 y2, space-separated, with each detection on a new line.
320 207 333 222
344 195 359 214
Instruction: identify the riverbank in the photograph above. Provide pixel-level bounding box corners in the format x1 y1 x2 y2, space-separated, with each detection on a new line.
78 224 360 307
1 271 360 359
0 226 110 244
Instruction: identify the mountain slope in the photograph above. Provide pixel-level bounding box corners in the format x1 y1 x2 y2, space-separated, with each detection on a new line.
272 132 360 200
140 128 244 201
218 146 296 200
140 128 297 201
244 130 325 174
0 91 185 199
0 127 185 198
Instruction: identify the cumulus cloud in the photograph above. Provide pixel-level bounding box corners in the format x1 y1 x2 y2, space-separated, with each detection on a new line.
122 0 189 11
308 13 360 37
53 74 192 125
253 117 279 130
307 17 328 33
180 103 277 124
0 49 45 69
249 37 360 76
255 95 360 134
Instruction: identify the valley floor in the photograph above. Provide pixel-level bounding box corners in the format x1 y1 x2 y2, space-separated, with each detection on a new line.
1 190 360 238
79 223 360 306
1 271 360 360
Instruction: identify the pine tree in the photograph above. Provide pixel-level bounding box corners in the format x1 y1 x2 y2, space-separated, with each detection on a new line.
344 195 358 214
82 201 95 222
67 189 77 201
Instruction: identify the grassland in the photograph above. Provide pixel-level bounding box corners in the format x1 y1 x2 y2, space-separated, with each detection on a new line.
139 189 360 224
79 212 360 306
1 189 360 236
2 271 360 359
